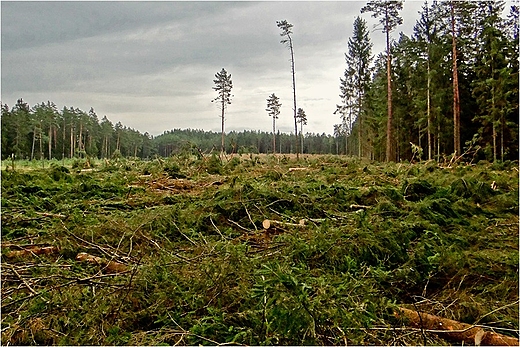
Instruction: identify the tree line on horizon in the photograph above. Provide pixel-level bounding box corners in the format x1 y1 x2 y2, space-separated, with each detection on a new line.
1 0 518 163
0 99 339 160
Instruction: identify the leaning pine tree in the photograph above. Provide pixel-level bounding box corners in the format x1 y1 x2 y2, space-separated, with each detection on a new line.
212 68 233 153
266 93 282 154
277 20 299 158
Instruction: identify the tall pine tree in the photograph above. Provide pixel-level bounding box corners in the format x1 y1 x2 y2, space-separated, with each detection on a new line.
212 68 233 153
361 0 403 162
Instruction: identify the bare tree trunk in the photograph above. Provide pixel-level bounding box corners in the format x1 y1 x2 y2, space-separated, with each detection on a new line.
221 98 225 153
39 124 43 160
500 114 504 161
288 36 299 159
78 121 83 156
358 93 363 158
62 118 66 161
300 122 304 154
437 123 441 160
493 123 497 162
272 117 276 154
427 56 432 160
385 10 395 162
451 1 461 156
48 125 52 160
70 123 74 158
31 126 37 161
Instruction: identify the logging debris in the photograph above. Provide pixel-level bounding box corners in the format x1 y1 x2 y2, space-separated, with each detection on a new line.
395 307 519 346
75 252 128 273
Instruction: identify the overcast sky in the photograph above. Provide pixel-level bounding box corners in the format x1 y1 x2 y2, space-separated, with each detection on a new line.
2 1 428 137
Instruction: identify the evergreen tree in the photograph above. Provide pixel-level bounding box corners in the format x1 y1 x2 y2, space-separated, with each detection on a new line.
347 16 373 157
296 108 307 154
361 0 403 162
212 68 233 153
364 53 388 161
10 99 31 159
266 93 282 154
472 0 513 161
277 19 299 158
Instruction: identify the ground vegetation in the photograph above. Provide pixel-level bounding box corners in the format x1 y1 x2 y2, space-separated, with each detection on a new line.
1 155 518 345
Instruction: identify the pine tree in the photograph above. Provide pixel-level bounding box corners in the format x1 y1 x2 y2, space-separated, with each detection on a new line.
212 68 233 153
277 20 299 158
296 108 307 154
361 0 403 162
266 93 282 154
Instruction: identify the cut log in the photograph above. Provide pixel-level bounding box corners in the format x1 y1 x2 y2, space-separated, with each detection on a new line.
349 204 370 210
262 219 305 230
395 307 519 346
75 252 128 273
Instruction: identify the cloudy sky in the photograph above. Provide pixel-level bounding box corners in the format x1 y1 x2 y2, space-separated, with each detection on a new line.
2 1 426 137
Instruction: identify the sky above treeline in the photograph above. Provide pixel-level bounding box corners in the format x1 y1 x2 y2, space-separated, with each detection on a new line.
3 1 435 136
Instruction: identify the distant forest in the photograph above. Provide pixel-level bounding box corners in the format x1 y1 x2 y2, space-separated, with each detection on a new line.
1 1 518 162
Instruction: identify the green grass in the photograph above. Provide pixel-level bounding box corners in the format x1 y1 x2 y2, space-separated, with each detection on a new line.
1 155 518 345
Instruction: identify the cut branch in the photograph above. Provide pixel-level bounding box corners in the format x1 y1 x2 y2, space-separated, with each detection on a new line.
4 246 60 259
75 252 128 273
395 307 519 346
262 219 305 229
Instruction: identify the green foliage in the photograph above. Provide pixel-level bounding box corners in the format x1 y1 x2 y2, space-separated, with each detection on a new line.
1 157 518 345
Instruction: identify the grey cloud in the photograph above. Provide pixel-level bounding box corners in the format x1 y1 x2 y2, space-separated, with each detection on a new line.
2 1 423 137
1 2 253 51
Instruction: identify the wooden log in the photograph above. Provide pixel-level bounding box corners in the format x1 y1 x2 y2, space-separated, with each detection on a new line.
75 252 128 273
4 246 60 259
262 219 305 230
395 307 519 346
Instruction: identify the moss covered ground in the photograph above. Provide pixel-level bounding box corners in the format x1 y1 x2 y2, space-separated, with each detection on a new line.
1 154 518 345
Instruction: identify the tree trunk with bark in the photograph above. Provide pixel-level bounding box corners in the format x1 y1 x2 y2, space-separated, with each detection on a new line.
451 1 461 156
385 9 395 162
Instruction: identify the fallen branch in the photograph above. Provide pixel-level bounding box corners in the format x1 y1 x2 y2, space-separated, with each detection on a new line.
75 252 128 273
4 246 60 259
288 167 308 172
262 219 305 230
395 307 519 346
10 268 39 295
34 212 67 219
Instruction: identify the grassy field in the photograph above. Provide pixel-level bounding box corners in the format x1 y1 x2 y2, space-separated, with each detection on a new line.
1 154 518 345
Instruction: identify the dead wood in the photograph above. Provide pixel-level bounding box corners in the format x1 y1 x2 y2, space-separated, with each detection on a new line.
75 252 128 273
34 212 67 219
262 219 305 229
349 204 370 210
4 246 60 259
288 167 308 172
395 307 519 346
